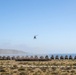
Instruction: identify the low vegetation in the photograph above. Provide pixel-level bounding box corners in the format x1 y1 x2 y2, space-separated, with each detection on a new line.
0 60 76 75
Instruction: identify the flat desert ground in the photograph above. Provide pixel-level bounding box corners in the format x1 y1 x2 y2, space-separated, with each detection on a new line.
0 60 76 75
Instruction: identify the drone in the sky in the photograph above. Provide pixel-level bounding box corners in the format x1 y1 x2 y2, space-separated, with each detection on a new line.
34 35 38 39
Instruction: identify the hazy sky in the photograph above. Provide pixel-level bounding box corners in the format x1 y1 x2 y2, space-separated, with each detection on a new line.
0 0 76 54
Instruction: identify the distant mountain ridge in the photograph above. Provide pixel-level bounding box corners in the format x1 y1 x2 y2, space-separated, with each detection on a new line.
0 49 26 54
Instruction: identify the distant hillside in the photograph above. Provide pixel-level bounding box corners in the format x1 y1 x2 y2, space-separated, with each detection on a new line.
0 49 26 54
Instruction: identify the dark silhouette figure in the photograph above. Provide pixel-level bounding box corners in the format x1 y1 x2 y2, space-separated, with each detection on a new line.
65 55 68 59
60 56 64 59
69 55 73 59
74 56 76 59
55 55 59 59
34 35 38 39
50 55 54 59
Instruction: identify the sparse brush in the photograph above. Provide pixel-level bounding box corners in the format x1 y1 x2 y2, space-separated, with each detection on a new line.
19 72 29 75
40 67 47 72
0 66 6 72
18 66 25 71
33 70 42 75
11 65 18 69
1 72 10 75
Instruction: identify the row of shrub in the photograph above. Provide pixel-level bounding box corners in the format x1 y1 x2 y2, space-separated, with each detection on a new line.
0 55 76 61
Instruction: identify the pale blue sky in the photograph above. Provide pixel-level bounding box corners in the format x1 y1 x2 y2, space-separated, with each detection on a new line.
0 0 76 54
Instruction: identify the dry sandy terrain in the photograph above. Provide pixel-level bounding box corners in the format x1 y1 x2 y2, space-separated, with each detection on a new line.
0 60 76 75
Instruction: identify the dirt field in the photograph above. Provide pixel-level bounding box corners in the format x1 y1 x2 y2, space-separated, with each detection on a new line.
0 60 76 75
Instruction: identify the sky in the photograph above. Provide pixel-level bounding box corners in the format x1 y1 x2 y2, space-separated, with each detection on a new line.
0 0 76 54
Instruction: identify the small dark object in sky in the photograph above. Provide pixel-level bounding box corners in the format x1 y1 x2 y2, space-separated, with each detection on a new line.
34 35 38 39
